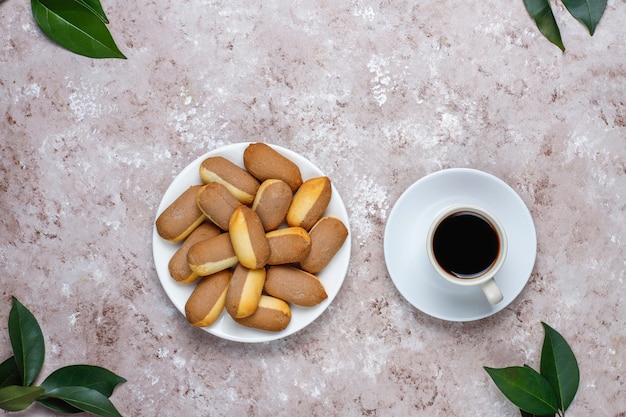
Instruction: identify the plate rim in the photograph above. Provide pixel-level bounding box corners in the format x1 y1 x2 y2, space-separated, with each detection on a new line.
152 142 351 342
383 168 537 322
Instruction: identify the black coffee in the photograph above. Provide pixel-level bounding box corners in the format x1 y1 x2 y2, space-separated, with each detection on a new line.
432 211 500 278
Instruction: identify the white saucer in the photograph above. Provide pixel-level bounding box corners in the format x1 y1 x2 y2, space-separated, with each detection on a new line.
152 143 351 342
384 168 537 322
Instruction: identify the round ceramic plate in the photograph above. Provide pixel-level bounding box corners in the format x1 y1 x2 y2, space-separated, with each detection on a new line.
384 168 536 322
153 143 351 342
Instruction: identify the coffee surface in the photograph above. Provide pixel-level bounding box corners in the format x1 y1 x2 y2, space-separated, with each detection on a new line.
432 212 499 278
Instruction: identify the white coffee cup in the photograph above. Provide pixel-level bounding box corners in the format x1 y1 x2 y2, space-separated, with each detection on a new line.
426 204 506 305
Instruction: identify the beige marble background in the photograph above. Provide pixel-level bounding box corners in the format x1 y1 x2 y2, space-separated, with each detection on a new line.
1 0 625 416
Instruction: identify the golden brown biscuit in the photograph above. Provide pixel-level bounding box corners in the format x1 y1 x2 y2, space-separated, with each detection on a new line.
199 156 260 205
185 269 232 327
299 216 348 274
229 206 271 269
187 233 238 276
243 143 303 192
168 222 222 284
265 265 328 307
225 264 266 319
286 176 332 231
196 182 243 230
251 179 293 232
234 295 291 332
266 227 311 265
155 185 205 242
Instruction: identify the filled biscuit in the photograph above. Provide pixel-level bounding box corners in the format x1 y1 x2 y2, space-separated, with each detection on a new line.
233 295 292 332
168 222 222 284
187 233 238 276
199 156 259 205
196 182 243 230
299 216 348 274
265 265 328 307
266 227 311 265
185 269 232 327
156 185 205 242
251 179 293 232
225 264 266 319
286 176 332 231
243 143 303 192
229 206 271 269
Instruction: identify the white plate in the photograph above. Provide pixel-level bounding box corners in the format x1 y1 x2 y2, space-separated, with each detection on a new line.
153 143 351 342
384 168 536 322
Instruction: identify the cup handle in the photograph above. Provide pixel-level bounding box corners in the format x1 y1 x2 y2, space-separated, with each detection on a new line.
481 278 503 305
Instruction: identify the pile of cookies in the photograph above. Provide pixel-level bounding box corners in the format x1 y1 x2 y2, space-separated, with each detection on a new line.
155 143 348 332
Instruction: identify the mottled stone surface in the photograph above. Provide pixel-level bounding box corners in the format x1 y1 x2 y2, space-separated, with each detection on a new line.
1 0 625 416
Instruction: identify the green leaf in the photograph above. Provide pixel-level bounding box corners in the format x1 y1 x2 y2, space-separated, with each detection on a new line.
31 0 126 59
484 366 559 415
42 386 123 417
40 365 126 397
0 385 44 412
38 365 126 413
39 397 84 414
540 322 580 411
562 0 607 35
0 357 22 388
8 297 45 387
75 0 110 23
523 0 565 51
518 368 555 417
